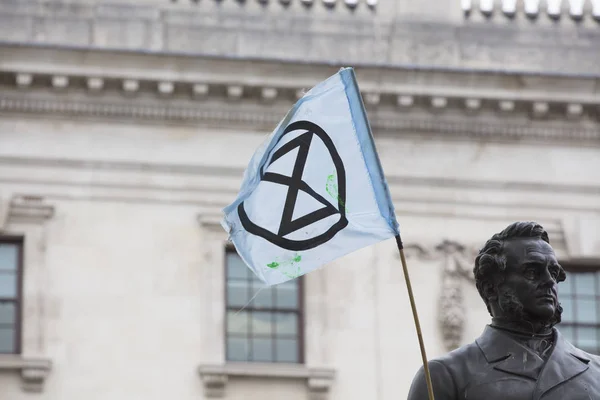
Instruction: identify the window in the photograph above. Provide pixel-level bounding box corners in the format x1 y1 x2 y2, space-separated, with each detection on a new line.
558 266 600 355
0 237 23 354
225 249 303 363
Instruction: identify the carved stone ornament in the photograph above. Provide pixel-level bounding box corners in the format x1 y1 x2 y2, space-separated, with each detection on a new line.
436 241 478 351
198 363 335 400
402 240 478 351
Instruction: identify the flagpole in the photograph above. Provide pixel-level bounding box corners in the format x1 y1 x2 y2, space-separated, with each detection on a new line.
395 234 435 400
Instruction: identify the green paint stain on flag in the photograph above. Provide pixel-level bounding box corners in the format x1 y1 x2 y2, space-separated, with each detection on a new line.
326 173 348 212
266 253 302 279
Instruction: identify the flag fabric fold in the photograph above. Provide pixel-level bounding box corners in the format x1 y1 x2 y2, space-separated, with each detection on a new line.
222 67 399 286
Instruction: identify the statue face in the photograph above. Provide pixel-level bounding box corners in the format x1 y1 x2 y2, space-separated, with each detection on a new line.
498 238 561 321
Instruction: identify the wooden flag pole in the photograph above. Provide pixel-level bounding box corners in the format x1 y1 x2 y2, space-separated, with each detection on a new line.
395 234 435 400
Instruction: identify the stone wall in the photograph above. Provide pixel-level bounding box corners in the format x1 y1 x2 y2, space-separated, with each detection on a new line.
0 103 598 397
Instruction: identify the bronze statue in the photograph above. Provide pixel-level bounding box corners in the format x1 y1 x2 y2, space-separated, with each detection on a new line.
408 221 600 399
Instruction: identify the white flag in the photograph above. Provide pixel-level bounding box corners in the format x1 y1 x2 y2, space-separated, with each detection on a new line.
222 68 399 286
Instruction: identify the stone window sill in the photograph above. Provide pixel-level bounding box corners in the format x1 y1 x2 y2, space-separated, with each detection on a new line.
0 355 52 393
198 362 335 399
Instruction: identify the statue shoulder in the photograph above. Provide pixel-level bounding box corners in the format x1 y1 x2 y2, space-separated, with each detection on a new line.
407 341 483 400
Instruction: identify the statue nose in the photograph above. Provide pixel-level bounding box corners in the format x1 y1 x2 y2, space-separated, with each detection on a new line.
539 268 555 286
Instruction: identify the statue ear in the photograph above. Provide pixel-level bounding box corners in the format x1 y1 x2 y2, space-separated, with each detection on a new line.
483 281 497 302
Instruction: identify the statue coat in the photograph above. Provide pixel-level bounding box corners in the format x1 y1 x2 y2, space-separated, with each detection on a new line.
408 326 600 400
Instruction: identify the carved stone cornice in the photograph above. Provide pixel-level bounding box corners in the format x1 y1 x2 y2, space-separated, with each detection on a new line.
1 92 599 145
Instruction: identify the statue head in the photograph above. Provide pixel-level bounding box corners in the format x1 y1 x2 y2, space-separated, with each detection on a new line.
473 221 567 328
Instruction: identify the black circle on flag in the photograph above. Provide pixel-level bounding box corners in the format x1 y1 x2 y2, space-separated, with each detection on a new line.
238 120 348 251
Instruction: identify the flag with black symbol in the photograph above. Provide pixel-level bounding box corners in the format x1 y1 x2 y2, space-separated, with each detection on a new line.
222 68 399 286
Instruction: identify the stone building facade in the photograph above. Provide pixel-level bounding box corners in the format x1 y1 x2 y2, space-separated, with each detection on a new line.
0 0 599 399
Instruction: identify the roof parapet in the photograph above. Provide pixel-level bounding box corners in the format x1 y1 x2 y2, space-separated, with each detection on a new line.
462 0 600 21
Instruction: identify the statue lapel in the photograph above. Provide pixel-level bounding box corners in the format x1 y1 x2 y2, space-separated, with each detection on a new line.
534 330 590 398
476 326 545 380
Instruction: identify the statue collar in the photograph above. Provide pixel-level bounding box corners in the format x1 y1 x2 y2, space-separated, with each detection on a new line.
490 318 554 338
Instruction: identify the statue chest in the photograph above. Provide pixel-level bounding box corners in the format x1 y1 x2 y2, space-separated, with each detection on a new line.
462 371 594 400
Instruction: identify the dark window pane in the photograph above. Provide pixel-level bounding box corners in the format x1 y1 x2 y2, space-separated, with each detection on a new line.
274 312 298 336
0 273 16 298
577 299 598 324
276 338 298 363
0 244 17 271
276 283 298 309
227 281 249 308
252 338 273 362
251 286 274 308
227 311 249 335
227 337 250 362
226 253 249 280
560 298 574 322
578 327 599 352
0 303 15 325
251 311 272 335
0 327 15 353
574 273 595 296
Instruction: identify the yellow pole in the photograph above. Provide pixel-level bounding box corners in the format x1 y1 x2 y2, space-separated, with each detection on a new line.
395 235 435 400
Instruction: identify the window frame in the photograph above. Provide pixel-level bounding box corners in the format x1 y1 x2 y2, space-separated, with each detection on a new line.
0 235 24 355
223 246 305 364
558 263 600 355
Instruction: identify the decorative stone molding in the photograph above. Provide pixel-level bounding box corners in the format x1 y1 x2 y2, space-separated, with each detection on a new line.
431 97 448 109
0 355 52 393
498 100 516 113
397 95 414 108
122 79 140 95
261 87 278 103
192 83 209 98
226 85 244 101
1 92 599 145
463 0 600 21
157 81 175 96
15 73 33 89
87 77 104 92
465 98 482 112
170 0 376 7
198 363 335 400
51 76 68 90
2 62 599 127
